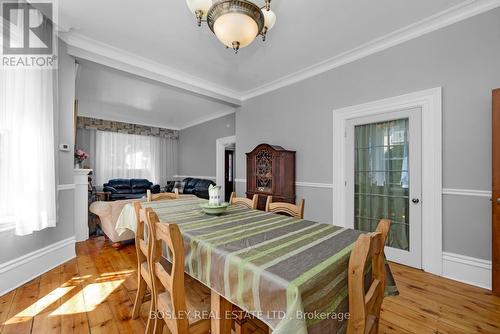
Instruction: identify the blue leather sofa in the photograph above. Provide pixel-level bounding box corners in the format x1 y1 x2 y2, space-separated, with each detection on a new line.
102 179 160 201
181 178 215 200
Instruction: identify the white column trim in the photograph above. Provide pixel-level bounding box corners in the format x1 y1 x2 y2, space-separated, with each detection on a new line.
332 87 443 276
74 169 92 242
57 184 76 191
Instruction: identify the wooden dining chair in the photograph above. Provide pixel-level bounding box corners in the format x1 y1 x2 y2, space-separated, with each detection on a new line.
347 219 391 334
230 192 259 209
265 196 305 219
131 201 156 333
147 188 180 202
146 208 212 334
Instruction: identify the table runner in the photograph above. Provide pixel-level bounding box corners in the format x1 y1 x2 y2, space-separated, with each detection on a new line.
115 197 398 334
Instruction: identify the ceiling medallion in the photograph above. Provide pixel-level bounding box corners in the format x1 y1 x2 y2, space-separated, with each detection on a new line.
186 0 276 53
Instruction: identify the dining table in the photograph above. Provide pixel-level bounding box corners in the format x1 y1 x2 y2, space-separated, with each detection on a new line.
115 196 398 334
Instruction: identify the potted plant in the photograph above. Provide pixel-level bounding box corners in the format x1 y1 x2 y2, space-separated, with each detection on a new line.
74 148 89 169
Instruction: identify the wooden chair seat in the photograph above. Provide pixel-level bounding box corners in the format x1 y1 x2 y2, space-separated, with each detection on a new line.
156 278 211 325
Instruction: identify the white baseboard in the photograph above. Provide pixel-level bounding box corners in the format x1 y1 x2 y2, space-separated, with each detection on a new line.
442 252 492 290
0 236 76 296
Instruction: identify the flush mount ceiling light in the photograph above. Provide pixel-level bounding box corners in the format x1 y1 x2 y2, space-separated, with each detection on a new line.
186 0 276 53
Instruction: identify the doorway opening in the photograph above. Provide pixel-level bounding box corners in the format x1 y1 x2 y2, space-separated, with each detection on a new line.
216 135 236 202
224 144 235 202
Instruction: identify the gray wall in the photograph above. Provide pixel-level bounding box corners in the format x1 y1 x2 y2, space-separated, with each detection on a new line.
236 8 500 261
178 113 235 177
0 41 76 263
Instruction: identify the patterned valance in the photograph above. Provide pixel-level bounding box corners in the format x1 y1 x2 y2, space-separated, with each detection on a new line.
77 116 179 139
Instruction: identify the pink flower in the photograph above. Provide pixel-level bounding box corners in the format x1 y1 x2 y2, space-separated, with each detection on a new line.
74 148 89 162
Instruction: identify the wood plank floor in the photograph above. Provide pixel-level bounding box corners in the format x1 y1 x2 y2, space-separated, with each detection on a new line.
1 236 499 334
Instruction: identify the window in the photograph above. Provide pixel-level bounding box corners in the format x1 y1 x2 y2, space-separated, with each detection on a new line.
95 130 176 186
0 69 57 235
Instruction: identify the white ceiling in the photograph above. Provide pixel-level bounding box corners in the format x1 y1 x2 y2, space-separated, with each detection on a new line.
62 0 498 127
60 0 469 90
76 61 235 130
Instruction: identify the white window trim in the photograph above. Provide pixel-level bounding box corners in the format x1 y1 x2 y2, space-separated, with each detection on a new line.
332 87 442 276
0 129 13 233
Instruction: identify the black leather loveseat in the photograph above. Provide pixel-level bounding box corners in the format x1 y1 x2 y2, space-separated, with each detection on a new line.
103 179 160 201
181 178 215 200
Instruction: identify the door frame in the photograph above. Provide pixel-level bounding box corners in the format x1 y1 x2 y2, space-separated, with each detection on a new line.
216 135 236 200
332 87 442 275
493 88 500 295
345 108 422 268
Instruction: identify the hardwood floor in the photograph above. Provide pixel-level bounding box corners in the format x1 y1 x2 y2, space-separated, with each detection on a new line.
1 237 499 334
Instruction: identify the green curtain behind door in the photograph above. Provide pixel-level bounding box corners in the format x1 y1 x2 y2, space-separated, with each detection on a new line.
354 118 410 251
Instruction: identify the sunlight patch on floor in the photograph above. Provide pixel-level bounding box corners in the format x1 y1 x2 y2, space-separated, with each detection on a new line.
5 286 74 324
50 279 124 315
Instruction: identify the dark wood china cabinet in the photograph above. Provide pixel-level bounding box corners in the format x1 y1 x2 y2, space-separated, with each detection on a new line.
246 144 296 210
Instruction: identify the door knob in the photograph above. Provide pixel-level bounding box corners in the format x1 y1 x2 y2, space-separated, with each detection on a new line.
497 198 500 204
412 198 420 204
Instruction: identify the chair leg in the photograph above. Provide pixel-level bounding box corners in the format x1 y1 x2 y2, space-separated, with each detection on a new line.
241 321 251 334
132 276 147 319
145 292 155 334
154 317 165 334
234 321 242 334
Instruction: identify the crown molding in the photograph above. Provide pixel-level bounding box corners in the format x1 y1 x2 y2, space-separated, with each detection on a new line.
60 32 242 107
241 0 500 100
180 110 236 130
59 0 500 105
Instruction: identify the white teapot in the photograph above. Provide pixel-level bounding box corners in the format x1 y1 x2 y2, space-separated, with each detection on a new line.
208 185 222 206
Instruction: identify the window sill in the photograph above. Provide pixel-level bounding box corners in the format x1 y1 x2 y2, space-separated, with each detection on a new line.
0 223 15 233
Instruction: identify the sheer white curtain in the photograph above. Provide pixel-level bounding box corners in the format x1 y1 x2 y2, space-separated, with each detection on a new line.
95 131 177 186
0 68 57 235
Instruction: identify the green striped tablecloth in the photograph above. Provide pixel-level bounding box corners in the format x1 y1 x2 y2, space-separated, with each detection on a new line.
115 197 398 334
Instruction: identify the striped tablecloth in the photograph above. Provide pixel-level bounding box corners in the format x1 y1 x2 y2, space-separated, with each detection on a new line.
115 197 397 334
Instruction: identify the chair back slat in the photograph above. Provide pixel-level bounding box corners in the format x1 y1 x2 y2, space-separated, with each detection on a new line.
230 192 258 209
364 279 381 311
265 196 305 219
148 189 180 202
347 219 391 334
144 208 190 333
155 261 173 291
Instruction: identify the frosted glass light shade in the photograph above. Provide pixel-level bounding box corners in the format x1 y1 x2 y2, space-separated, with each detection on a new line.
186 0 212 17
213 12 258 48
262 9 276 30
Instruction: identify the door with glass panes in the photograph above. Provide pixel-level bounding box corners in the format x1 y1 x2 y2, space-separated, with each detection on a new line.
346 108 422 268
